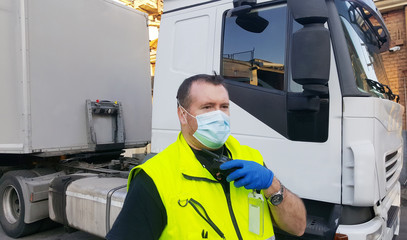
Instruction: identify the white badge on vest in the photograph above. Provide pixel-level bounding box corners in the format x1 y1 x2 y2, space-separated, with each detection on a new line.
248 191 264 236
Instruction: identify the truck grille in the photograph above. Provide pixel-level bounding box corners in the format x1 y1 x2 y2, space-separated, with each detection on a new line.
385 149 402 190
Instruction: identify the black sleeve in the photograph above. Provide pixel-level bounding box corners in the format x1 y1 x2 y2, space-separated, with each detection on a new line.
106 170 167 240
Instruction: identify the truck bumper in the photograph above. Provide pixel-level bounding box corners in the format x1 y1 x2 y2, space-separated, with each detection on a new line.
336 182 400 240
336 213 398 240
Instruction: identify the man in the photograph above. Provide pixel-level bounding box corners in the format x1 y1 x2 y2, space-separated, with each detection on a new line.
107 74 306 240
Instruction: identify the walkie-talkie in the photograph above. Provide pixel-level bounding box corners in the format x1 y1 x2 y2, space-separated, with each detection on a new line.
201 149 239 181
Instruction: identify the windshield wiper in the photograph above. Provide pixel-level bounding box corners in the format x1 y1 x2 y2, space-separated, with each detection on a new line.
365 79 399 102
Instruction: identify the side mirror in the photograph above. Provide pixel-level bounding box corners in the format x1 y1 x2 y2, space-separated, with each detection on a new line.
291 25 330 96
288 0 330 96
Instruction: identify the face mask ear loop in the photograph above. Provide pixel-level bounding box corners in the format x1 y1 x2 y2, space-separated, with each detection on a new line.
178 101 196 133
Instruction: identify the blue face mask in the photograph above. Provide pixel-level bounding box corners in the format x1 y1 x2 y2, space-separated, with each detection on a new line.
180 106 231 149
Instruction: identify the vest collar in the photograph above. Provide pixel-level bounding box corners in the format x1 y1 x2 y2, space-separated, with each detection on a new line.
177 133 220 182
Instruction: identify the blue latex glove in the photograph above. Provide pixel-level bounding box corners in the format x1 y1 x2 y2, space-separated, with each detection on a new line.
220 160 274 190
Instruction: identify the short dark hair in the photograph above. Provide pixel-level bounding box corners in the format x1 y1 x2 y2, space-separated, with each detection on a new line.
176 73 227 109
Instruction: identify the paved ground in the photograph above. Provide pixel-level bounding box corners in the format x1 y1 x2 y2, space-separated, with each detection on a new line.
0 183 406 239
0 227 103 240
399 185 407 240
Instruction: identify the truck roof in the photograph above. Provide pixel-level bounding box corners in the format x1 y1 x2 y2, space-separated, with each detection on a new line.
162 0 382 14
163 0 223 12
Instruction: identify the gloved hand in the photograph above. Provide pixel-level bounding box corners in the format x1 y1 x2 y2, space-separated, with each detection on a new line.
220 160 274 190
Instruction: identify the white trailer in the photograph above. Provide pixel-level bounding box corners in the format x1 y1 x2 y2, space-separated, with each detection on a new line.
0 0 151 237
0 0 151 155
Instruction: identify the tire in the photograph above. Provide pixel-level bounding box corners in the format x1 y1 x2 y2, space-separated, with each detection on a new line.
0 170 42 238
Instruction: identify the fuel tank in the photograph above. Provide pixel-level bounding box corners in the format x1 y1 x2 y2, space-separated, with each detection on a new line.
49 174 127 238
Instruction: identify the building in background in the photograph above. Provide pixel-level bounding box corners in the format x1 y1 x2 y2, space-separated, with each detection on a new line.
375 0 407 185
375 0 407 129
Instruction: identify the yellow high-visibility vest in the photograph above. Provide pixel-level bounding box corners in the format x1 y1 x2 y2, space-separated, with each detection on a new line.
128 133 275 239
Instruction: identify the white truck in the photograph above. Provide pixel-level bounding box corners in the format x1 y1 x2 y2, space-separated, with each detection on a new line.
0 0 403 239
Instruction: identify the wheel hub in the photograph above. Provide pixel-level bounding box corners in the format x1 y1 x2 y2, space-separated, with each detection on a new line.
3 185 20 224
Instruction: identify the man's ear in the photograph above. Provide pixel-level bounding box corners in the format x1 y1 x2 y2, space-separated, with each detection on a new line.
177 107 187 125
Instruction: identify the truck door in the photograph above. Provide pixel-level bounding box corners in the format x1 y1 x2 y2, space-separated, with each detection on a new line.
219 1 343 204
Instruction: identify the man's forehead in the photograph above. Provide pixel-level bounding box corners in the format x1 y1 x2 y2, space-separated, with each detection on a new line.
189 81 229 102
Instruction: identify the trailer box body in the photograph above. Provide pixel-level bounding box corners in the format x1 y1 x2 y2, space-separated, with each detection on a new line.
0 0 152 155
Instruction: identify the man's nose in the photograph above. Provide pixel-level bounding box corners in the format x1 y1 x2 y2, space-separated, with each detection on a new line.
214 105 223 111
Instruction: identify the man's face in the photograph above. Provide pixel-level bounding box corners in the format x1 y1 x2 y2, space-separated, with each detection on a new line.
178 81 230 150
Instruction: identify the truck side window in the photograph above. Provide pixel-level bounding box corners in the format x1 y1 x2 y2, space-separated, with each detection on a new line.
222 5 287 91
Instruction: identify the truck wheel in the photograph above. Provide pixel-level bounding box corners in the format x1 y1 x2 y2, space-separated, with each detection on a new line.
0 170 41 238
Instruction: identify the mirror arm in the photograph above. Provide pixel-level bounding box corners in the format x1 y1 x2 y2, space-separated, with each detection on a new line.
233 0 257 8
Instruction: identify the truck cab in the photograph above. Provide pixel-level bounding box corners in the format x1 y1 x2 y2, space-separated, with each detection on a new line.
152 0 403 239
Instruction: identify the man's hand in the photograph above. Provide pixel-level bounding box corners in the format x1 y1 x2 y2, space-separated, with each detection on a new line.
220 160 274 190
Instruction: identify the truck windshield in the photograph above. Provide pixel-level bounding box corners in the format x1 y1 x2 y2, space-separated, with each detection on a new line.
335 0 390 99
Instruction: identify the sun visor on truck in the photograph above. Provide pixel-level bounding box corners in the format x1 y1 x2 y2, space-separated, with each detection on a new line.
340 0 390 52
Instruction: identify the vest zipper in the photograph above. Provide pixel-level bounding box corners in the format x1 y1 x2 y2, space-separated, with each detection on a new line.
222 184 243 240
188 198 226 239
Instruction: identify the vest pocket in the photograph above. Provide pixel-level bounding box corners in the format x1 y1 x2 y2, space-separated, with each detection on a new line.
181 198 226 239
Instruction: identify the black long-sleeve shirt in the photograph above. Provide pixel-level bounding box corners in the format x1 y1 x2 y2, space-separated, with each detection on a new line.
106 170 166 240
